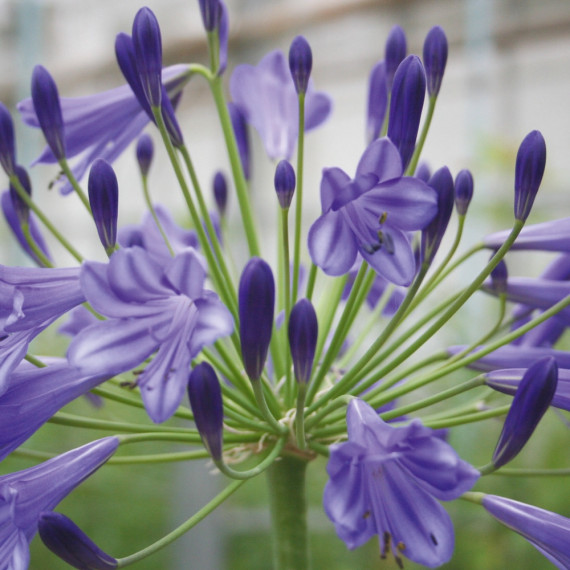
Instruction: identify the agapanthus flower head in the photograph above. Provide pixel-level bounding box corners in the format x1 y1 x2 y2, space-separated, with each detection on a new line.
423 25 448 96
454 168 473 215
229 50 332 160
228 102 251 180
514 130 546 221
198 0 222 32
188 361 224 460
482 495 570 568
213 170 228 216
9 164 32 225
366 61 388 144
308 137 437 285
288 35 313 95
385 25 407 91
288 298 318 384
132 7 163 108
0 101 16 176
39 511 117 570
324 399 479 567
492 356 557 468
387 55 426 170
88 159 119 253
0 437 118 569
136 133 154 176
238 257 275 381
274 159 296 209
31 65 66 161
68 247 233 422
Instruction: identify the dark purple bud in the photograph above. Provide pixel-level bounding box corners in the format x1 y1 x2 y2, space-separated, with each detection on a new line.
492 356 557 468
289 35 312 95
288 298 318 384
423 25 448 96
136 133 154 176
88 159 119 253
239 257 275 381
274 160 296 209
490 258 508 294
198 0 222 32
387 55 426 170
213 171 228 216
228 102 251 180
218 2 229 76
366 61 388 144
421 166 454 265
31 65 66 160
454 168 474 215
0 102 16 176
160 87 184 147
132 7 163 107
9 164 32 225
38 511 117 569
514 130 546 221
188 362 224 460
415 162 431 182
385 25 407 91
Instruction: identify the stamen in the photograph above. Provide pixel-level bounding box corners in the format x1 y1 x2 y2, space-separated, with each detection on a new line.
430 533 438 546
379 211 388 224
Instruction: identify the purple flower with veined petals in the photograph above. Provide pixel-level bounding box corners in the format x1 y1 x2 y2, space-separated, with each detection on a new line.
229 50 332 160
324 399 479 567
308 137 437 285
18 65 191 194
68 247 233 423
482 495 570 568
0 437 118 569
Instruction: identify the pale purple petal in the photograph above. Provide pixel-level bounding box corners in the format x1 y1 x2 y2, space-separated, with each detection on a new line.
355 137 403 181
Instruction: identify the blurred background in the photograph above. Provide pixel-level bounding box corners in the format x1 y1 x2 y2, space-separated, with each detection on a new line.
1 0 570 568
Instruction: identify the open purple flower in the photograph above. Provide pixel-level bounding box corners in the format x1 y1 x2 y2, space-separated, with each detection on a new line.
308 137 437 285
0 437 118 569
324 399 479 567
229 50 332 160
18 65 190 194
68 247 233 423
482 495 570 568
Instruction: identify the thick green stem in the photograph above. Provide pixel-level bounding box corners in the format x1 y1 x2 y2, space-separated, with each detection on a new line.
266 456 310 570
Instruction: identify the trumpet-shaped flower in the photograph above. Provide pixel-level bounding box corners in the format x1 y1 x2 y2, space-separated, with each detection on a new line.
0 437 118 569
308 137 437 285
68 247 233 423
324 399 479 567
229 50 332 160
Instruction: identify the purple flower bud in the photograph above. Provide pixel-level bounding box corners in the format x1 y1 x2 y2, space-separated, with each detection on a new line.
31 65 66 161
213 171 228 216
421 166 454 264
385 25 407 91
514 130 546 221
38 511 117 570
492 356 557 468
366 61 388 144
198 0 222 32
238 258 275 381
289 35 312 95
454 168 474 215
228 102 251 180
0 102 16 176
490 259 508 294
132 7 163 107
415 162 431 182
288 298 318 384
274 160 296 209
423 26 448 96
160 87 184 147
136 133 154 176
88 159 119 253
387 55 426 170
9 164 32 225
188 362 224 460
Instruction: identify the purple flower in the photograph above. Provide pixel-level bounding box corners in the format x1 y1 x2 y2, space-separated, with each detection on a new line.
228 102 251 180
39 512 117 570
366 61 388 144
213 171 228 216
308 137 437 285
492 357 557 468
0 437 118 569
324 399 479 567
0 102 16 176
88 159 119 253
482 495 570 568
229 50 332 160
289 35 312 95
8 165 32 226
18 65 190 194
274 159 296 210
454 169 473 215
198 0 222 32
423 26 448 97
136 133 154 176
68 247 233 423
385 25 407 91
514 130 546 221
288 298 318 384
